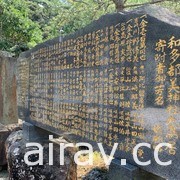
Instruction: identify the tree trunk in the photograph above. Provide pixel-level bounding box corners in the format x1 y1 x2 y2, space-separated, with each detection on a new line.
113 0 125 12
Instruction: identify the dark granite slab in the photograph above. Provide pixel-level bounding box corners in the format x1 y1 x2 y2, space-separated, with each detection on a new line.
17 5 180 179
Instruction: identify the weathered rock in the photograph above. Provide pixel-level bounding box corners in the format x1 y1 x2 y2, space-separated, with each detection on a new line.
0 51 18 125
0 51 15 58
6 123 22 132
0 124 21 167
6 130 77 180
82 168 108 180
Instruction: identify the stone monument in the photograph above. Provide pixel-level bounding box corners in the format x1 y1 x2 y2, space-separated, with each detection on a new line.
17 5 180 180
0 51 18 125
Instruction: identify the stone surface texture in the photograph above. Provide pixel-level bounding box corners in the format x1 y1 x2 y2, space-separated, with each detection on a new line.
0 51 18 125
5 130 77 180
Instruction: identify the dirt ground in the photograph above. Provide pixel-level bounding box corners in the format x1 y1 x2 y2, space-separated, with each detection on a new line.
77 152 108 180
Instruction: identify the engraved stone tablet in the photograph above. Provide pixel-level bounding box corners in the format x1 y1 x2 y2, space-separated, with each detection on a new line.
17 5 180 179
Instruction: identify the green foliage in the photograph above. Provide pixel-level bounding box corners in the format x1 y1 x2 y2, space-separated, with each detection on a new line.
123 0 179 14
0 0 179 55
51 0 115 35
0 0 43 55
161 1 180 14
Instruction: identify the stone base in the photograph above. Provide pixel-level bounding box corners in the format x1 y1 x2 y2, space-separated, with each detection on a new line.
108 159 140 180
5 130 77 180
108 159 165 180
23 122 58 142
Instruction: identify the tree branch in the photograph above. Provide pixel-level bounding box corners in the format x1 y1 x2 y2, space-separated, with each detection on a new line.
124 0 173 8
124 0 128 4
72 0 89 5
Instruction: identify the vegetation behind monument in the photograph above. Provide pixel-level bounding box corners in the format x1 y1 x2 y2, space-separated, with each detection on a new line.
0 0 179 55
